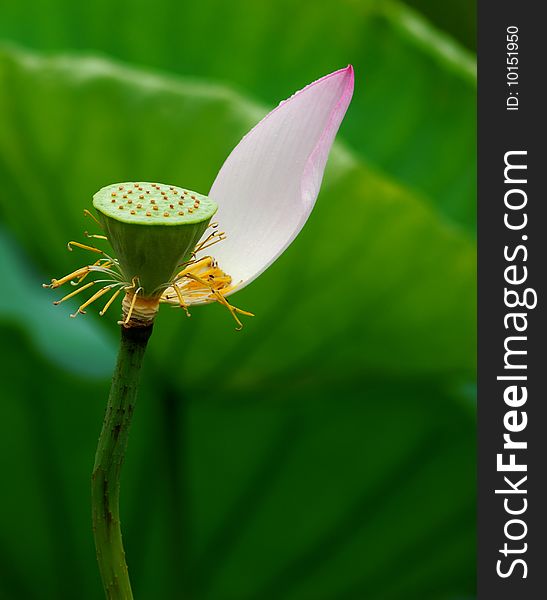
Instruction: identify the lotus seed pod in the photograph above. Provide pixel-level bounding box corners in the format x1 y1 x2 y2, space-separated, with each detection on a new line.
93 182 217 296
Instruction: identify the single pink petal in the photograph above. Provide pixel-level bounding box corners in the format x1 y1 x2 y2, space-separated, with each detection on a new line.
206 66 354 294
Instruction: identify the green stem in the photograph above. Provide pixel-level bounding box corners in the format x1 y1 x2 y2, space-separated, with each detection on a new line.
92 325 153 599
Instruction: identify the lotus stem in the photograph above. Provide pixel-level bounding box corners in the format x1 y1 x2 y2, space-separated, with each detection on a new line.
91 324 153 599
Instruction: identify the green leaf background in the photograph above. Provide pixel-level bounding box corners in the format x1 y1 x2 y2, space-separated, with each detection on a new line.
0 1 476 599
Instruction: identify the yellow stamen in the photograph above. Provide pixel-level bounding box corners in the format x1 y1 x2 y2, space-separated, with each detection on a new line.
124 288 142 325
54 281 96 304
99 287 122 316
83 209 103 228
84 231 108 240
44 266 90 289
184 272 251 330
174 257 208 280
172 281 191 317
70 285 114 317
194 231 226 254
71 260 100 286
67 241 103 254
125 277 139 292
71 259 112 286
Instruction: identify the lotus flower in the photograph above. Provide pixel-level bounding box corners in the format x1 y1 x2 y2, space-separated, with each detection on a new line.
44 66 354 329
43 67 355 600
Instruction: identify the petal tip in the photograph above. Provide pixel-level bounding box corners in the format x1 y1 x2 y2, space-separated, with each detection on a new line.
315 64 354 87
345 64 355 84
209 65 355 291
319 65 354 105
341 64 354 100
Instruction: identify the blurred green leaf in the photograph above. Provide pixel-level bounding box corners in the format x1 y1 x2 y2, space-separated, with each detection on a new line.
402 0 476 51
0 46 475 384
0 326 107 599
0 0 476 232
0 327 475 600
0 228 115 377
0 44 475 600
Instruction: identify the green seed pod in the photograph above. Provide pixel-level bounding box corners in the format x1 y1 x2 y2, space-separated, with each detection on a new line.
93 182 217 297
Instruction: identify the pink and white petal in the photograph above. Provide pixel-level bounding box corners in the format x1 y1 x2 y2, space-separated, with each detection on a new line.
206 66 354 294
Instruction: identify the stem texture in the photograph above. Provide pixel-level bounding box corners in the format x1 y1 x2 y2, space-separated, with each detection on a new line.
92 325 153 599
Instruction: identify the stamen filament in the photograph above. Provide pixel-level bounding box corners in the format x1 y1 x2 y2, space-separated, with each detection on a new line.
83 209 103 228
195 237 226 254
184 272 250 330
124 287 143 325
175 256 212 279
172 282 191 317
194 231 226 254
67 241 103 254
99 288 123 316
89 265 124 281
85 232 108 240
71 285 115 317
71 259 110 286
54 281 96 304
44 267 90 288
231 306 255 317
125 277 139 292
